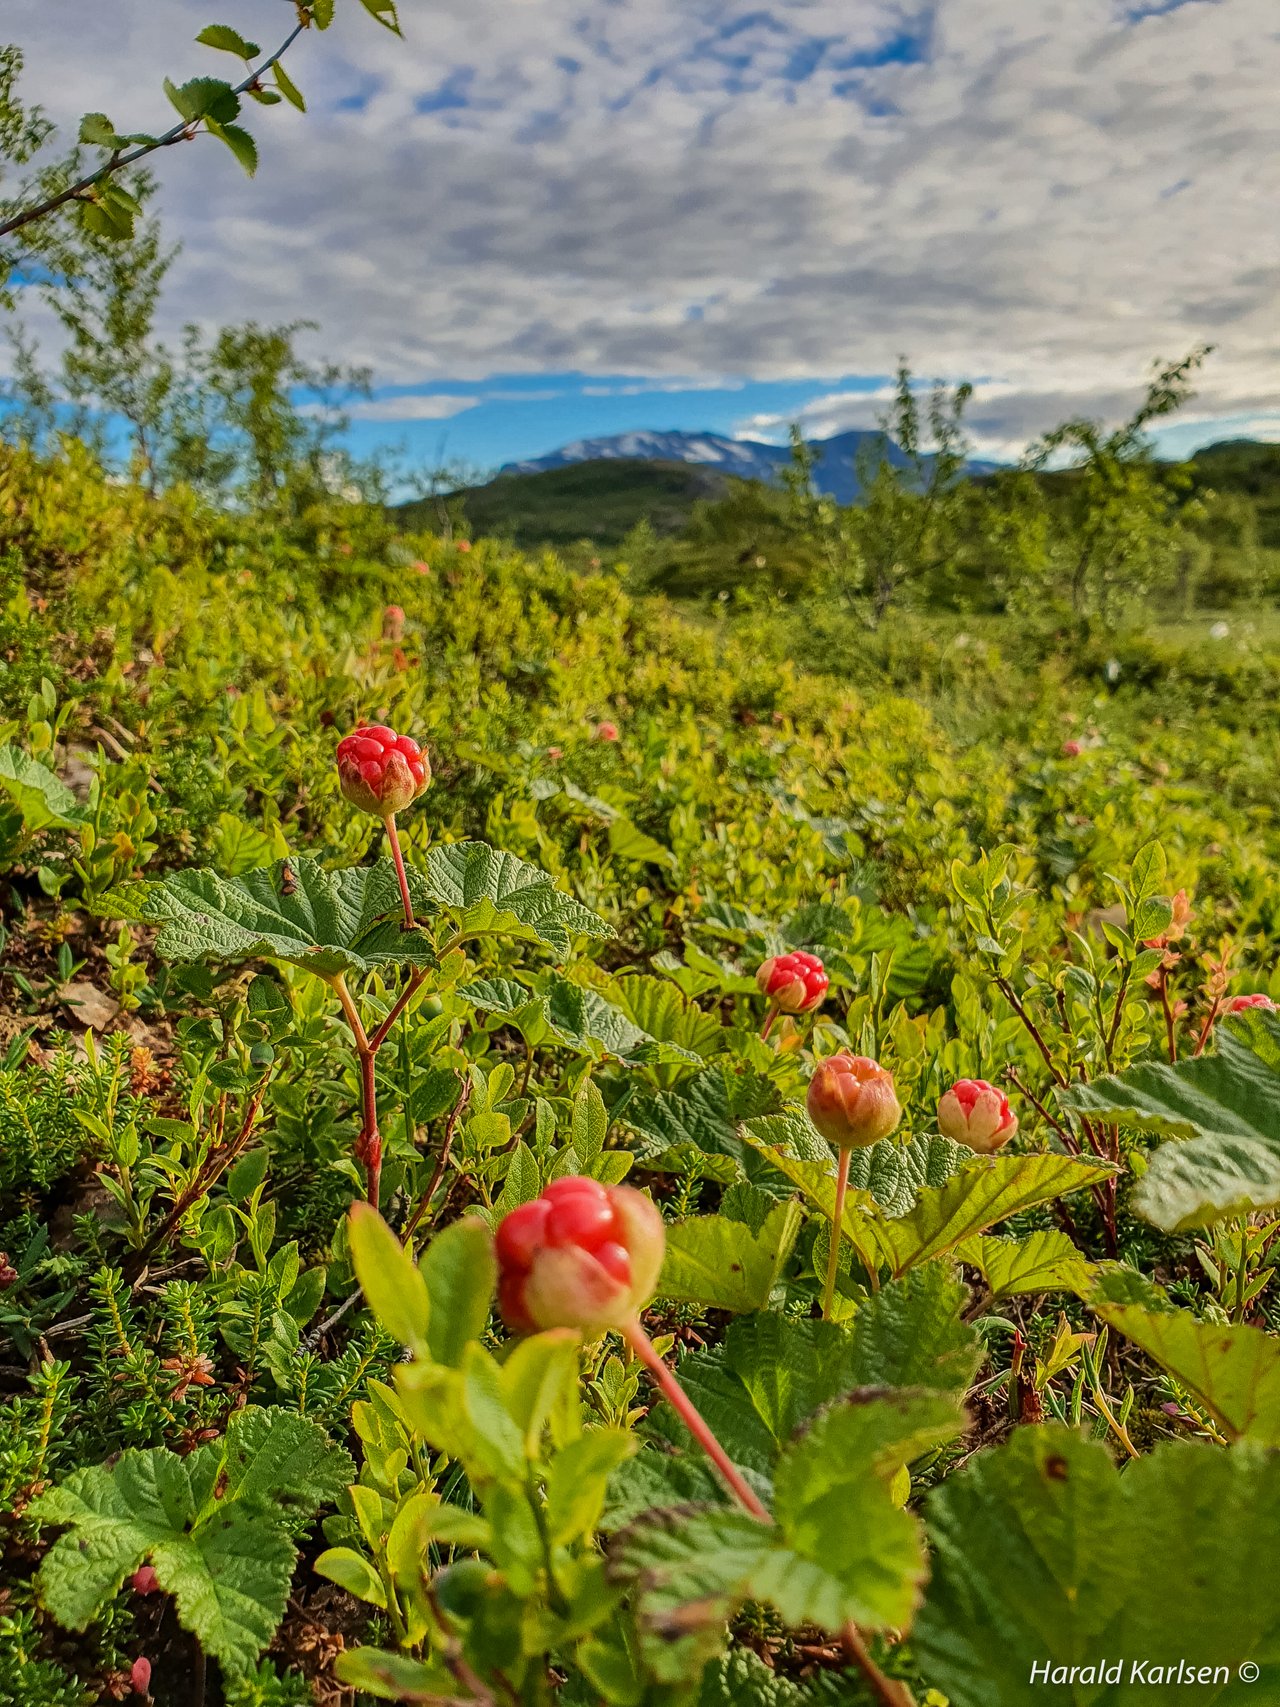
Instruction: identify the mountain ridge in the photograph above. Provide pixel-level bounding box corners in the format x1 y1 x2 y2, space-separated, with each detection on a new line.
501 426 1000 506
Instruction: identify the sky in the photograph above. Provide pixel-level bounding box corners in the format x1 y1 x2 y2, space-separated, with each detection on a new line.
5 0 1280 477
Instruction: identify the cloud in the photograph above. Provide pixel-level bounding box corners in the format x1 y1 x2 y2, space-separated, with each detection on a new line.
5 0 1279 441
344 393 480 421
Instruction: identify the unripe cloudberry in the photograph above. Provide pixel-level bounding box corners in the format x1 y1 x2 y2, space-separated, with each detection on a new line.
937 1078 1018 1153
756 950 827 1014
336 725 430 817
807 1053 901 1150
495 1177 665 1335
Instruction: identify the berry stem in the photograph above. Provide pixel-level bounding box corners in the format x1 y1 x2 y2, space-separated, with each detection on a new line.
383 812 416 931
332 974 383 1206
821 1147 853 1321
761 1004 778 1042
623 1318 771 1522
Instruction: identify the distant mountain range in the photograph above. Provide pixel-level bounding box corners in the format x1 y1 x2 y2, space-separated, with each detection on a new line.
501 427 1000 505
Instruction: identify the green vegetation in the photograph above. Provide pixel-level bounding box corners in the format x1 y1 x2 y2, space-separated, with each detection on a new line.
4 23 1280 1707
400 460 731 552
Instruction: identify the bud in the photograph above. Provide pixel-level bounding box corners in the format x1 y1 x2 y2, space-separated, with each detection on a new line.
806 1054 901 1151
130 1565 160 1596
382 604 406 642
595 720 619 743
336 725 430 817
1226 993 1277 1014
756 950 828 1015
495 1177 665 1335
130 1656 152 1696
937 1078 1018 1153
1061 739 1082 757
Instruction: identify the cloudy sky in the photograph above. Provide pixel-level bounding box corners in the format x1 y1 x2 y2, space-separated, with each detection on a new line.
7 0 1280 471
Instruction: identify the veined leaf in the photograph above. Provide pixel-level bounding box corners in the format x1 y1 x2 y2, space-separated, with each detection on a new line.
1091 1276 1280 1445
461 974 700 1065
611 1390 963 1682
744 1109 969 1215
625 1064 781 1169
0 745 84 832
659 1202 803 1312
196 24 261 58
420 841 612 957
955 1229 1096 1299
869 1154 1117 1276
1062 1018 1280 1231
419 1217 496 1367
32 1409 351 1676
126 856 437 976
348 1204 430 1356
918 1427 1280 1705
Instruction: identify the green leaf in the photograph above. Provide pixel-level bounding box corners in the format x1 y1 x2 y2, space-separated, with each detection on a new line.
314 1546 386 1607
869 1153 1117 1275
164 76 241 124
545 1429 637 1544
310 0 335 25
745 1109 969 1216
772 1387 966 1626
612 1391 960 1680
1062 1018 1280 1230
463 976 698 1065
77 112 120 148
954 1229 1096 1298
334 1648 459 1700
0 745 84 833
126 856 436 976
659 1202 803 1312
273 60 306 110
358 0 402 32
1091 1280 1280 1444
918 1427 1280 1705
32 1409 351 1676
196 24 261 57
348 1204 430 1356
625 1065 781 1169
208 119 258 176
613 974 724 1058
421 842 612 957
420 1217 496 1367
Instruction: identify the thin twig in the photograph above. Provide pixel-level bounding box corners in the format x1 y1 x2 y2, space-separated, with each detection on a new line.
402 1074 471 1244
0 24 308 241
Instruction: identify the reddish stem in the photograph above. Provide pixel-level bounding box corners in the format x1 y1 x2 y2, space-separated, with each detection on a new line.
623 1318 771 1522
822 1148 853 1320
333 975 382 1206
761 1004 778 1042
383 812 416 931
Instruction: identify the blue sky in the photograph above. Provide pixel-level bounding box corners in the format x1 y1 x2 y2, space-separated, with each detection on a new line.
6 0 1280 474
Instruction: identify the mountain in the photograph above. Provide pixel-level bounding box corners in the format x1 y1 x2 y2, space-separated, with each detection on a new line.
501 427 999 505
394 458 732 551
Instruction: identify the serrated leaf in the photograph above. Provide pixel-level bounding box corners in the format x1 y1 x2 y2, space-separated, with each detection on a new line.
0 745 84 832
126 856 436 976
918 1427 1280 1705
625 1065 782 1168
955 1229 1095 1298
1062 1019 1280 1230
421 841 611 957
869 1153 1117 1275
164 75 241 124
32 1409 351 1676
273 59 306 109
613 974 724 1058
196 24 261 58
359 0 402 31
77 112 120 148
659 1202 803 1312
745 1108 969 1215
208 119 258 176
1090 1280 1280 1444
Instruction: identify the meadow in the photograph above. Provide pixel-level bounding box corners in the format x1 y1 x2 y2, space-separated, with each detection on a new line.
3 438 1280 1707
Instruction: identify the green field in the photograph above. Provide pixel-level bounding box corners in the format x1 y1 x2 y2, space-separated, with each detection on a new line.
4 436 1280 1705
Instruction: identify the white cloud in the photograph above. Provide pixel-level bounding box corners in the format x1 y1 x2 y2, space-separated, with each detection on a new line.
5 0 1280 439
344 393 480 421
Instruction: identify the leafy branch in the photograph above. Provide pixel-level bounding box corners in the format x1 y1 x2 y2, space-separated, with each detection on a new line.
0 1 402 245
